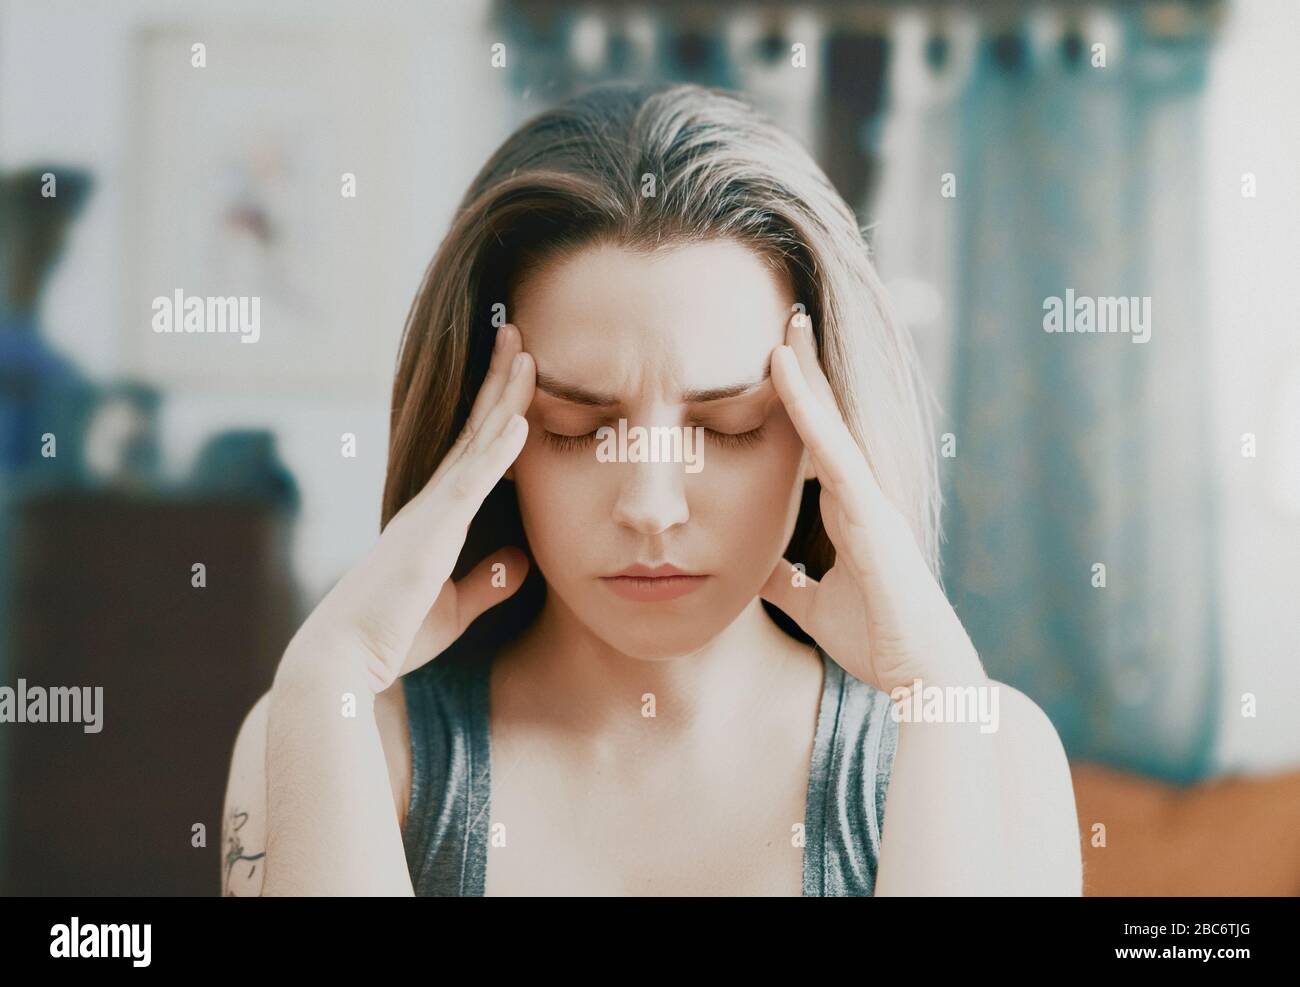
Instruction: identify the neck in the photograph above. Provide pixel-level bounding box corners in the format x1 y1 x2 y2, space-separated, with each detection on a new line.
499 592 816 750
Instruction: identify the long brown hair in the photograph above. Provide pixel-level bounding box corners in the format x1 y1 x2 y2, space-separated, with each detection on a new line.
382 80 940 664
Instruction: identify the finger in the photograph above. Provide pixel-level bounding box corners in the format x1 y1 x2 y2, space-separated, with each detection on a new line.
358 415 528 655
446 411 529 516
437 324 523 478
782 313 895 514
465 324 522 438
770 345 870 508
786 311 837 411
408 334 529 515
398 546 530 676
465 350 535 458
388 353 532 582
758 557 819 630
454 545 530 636
785 311 836 484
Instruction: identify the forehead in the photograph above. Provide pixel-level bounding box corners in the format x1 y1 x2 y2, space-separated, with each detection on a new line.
512 239 793 391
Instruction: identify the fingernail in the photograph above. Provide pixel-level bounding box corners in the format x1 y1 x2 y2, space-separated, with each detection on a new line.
509 352 525 380
494 325 505 352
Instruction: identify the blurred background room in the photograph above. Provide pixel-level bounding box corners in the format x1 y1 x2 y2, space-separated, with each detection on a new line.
0 0 1296 895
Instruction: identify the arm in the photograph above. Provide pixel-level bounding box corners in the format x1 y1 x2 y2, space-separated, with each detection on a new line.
260 651 414 896
223 669 417 896
236 322 534 896
219 667 412 896
763 310 1082 895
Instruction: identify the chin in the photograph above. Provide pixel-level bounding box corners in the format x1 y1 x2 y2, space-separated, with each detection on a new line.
575 596 747 662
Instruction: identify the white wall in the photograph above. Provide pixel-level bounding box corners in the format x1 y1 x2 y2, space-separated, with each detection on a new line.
1203 0 1300 773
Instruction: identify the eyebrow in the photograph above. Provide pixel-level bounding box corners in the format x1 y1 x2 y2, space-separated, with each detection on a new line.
534 368 771 406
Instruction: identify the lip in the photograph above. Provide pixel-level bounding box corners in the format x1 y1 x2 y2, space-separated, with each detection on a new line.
600 563 709 602
609 563 698 578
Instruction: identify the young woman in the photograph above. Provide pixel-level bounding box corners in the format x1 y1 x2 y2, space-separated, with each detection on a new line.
222 81 1082 896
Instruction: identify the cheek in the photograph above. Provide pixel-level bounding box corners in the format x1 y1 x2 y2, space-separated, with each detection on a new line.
693 418 805 542
509 439 605 563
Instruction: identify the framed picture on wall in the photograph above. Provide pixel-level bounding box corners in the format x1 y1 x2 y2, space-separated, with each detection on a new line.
124 26 412 395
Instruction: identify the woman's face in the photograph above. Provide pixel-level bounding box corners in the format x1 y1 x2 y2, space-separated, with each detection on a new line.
508 238 812 659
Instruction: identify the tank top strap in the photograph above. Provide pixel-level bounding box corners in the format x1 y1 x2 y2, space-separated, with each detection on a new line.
401 655 492 896
810 645 900 896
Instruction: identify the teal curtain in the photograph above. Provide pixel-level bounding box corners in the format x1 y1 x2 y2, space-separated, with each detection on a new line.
939 14 1220 783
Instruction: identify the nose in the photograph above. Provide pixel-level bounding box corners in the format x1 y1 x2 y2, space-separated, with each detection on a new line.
610 456 690 536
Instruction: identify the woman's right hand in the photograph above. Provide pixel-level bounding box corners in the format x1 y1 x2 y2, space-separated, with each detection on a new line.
278 323 535 694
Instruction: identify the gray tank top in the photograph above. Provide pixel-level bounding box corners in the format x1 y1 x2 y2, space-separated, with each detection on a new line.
400 643 898 896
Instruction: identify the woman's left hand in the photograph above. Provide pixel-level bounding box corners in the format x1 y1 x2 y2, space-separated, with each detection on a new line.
760 312 988 697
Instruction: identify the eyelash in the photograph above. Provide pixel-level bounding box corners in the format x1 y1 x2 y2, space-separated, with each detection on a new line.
541 424 768 453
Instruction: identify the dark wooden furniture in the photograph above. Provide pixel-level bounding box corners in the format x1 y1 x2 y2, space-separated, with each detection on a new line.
1 490 298 894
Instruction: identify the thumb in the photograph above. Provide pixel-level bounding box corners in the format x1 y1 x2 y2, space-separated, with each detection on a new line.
759 557 818 633
454 546 531 636
396 546 530 680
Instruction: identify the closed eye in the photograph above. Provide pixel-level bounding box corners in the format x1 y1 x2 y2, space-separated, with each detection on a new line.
541 424 768 453
706 424 767 449
541 429 602 453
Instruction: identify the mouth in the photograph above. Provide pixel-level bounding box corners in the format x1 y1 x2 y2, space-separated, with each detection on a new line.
600 563 709 602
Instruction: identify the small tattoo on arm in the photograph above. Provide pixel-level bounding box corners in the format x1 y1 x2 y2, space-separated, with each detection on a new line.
223 807 266 896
